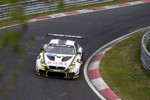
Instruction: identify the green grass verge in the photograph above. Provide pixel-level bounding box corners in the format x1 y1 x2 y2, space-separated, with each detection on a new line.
0 0 139 27
0 0 30 5
100 32 150 100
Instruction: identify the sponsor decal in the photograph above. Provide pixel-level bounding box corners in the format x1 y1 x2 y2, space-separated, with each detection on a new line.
48 61 68 66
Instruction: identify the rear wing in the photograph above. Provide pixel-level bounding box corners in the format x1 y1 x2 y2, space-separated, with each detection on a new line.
47 33 83 39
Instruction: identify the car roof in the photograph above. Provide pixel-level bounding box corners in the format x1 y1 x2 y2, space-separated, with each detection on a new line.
50 39 75 46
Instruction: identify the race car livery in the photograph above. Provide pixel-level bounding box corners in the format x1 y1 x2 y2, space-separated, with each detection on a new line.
35 36 83 79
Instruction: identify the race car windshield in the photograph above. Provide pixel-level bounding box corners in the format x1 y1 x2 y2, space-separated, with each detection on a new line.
46 45 75 55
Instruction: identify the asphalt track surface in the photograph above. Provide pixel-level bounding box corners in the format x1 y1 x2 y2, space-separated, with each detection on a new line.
0 3 150 100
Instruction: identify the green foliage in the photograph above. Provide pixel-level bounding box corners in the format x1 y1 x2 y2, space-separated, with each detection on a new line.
8 87 14 92
4 93 10 98
0 30 24 54
13 72 19 78
0 66 4 71
31 35 37 41
12 72 19 83
0 0 34 98
0 3 29 55
0 66 4 76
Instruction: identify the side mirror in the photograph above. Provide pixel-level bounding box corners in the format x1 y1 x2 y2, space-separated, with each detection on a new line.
44 44 48 50
40 44 48 51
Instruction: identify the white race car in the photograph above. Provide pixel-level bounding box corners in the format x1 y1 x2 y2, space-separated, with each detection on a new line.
35 34 83 79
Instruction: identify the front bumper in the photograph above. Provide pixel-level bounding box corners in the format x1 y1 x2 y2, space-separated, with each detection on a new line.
35 69 79 79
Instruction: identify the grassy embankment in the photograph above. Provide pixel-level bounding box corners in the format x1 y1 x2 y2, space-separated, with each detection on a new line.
101 32 150 100
0 0 29 5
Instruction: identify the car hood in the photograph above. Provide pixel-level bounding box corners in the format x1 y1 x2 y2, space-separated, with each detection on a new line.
44 53 75 68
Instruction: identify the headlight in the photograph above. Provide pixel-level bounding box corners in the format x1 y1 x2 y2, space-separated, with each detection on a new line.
40 61 47 67
68 64 76 73
68 64 76 69
40 61 47 70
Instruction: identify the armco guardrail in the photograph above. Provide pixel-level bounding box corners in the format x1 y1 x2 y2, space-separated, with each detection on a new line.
0 0 113 20
141 31 150 70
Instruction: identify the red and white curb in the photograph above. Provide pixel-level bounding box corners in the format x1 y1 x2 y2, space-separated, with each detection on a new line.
84 26 150 100
87 44 120 100
29 0 150 23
